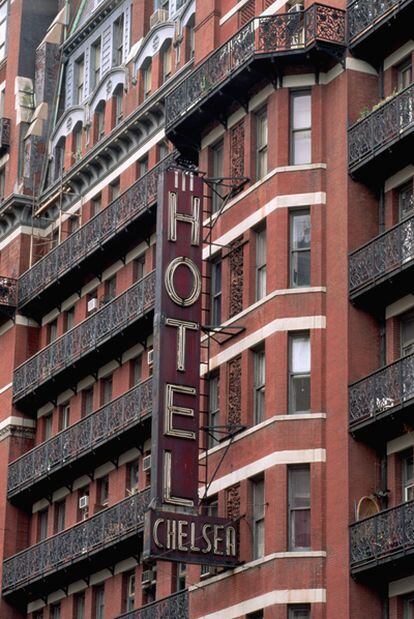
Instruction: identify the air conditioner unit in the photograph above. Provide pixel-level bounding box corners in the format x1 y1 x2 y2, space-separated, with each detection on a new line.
143 454 151 472
147 349 154 366
79 495 89 510
150 8 168 28
87 298 99 313
141 569 156 587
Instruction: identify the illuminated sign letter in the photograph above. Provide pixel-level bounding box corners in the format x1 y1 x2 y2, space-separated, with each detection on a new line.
164 256 201 307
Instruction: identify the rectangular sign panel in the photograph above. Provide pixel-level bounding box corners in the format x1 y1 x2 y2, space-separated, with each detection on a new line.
145 168 238 567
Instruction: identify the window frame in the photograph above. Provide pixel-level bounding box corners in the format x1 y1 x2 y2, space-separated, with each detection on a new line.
252 476 265 560
208 373 220 447
255 226 267 301
210 259 222 326
253 347 265 425
75 54 85 105
211 139 224 214
113 13 124 65
290 90 312 165
255 107 268 180
289 209 311 288
288 465 311 551
90 37 101 91
288 331 311 414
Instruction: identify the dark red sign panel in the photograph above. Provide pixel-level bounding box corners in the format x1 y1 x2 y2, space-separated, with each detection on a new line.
146 168 238 567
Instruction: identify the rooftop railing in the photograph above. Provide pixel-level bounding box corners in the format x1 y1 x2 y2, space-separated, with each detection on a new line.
348 0 411 42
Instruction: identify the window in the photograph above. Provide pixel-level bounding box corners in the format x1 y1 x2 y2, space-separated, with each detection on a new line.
68 214 80 235
402 451 414 501
0 166 5 200
288 606 310 619
94 585 105 619
210 260 222 326
114 88 123 125
104 275 117 303
255 227 266 300
253 348 265 424
50 604 60 619
125 570 135 611
59 402 70 431
73 125 83 161
82 387 94 416
47 319 58 343
97 475 109 507
64 307 75 332
143 61 152 99
158 140 169 161
44 414 53 441
186 17 195 60
102 375 113 405
110 178 120 201
288 466 311 550
290 91 311 165
54 139 65 179
138 156 148 178
289 332 311 413
404 593 414 618
113 14 124 65
211 139 224 214
252 477 265 559
0 1 7 62
255 108 268 180
75 55 85 104
96 102 105 141
91 194 101 217
38 508 48 541
127 459 139 494
162 43 172 83
131 355 142 386
33 611 44 619
133 255 145 281
74 592 85 619
290 209 311 287
247 612 264 619
402 311 414 356
54 500 65 533
399 181 414 220
91 38 101 90
208 374 220 447
397 58 412 91
176 563 186 591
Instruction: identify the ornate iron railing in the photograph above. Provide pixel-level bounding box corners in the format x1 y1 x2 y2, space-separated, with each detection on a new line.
117 590 189 619
18 155 174 308
8 379 152 497
165 4 345 129
13 272 155 402
2 490 150 595
349 212 414 294
348 0 410 42
350 500 414 568
0 277 17 307
349 353 414 426
349 83 414 169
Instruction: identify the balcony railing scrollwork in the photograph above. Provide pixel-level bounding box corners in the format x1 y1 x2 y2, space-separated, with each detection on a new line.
350 500 414 571
18 154 174 309
165 4 345 130
349 212 414 296
13 271 155 404
2 490 150 596
349 83 414 171
349 353 414 427
8 379 152 499
117 590 189 619
348 0 411 43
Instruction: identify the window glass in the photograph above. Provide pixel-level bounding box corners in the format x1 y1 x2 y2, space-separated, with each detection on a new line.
162 44 172 82
113 14 124 65
398 58 412 91
75 592 85 619
252 477 265 559
401 311 414 356
102 375 113 405
290 210 311 287
256 227 267 300
256 108 268 180
402 451 414 502
288 466 311 550
50 604 61 619
0 1 7 61
44 414 53 441
253 348 265 424
143 62 152 99
82 387 94 416
54 500 65 533
91 38 101 90
95 585 105 619
208 374 220 447
289 332 311 413
125 570 135 611
127 459 139 494
211 260 222 326
38 508 48 541
291 91 311 165
75 55 85 104
59 402 70 430
211 140 224 214
98 475 109 506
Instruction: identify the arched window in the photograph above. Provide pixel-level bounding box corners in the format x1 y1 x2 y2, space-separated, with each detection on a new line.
72 122 83 163
142 59 152 100
113 85 124 127
54 136 66 180
95 101 106 143
161 41 172 84
186 15 195 61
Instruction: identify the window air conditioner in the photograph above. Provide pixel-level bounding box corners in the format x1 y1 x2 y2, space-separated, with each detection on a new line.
79 495 89 510
147 349 154 366
141 569 156 587
87 298 99 313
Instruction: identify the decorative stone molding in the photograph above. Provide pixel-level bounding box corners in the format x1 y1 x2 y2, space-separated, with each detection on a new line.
229 238 244 318
227 355 242 428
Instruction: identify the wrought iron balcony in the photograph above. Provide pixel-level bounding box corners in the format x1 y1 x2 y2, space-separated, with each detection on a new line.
349 213 414 307
117 590 189 619
8 379 152 508
13 272 155 411
350 500 414 578
0 276 17 307
349 353 414 440
348 0 414 60
18 155 173 318
165 4 345 154
348 83 414 178
0 117 10 153
2 490 150 603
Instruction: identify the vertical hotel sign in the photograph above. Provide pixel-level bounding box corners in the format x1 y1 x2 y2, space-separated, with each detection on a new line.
145 169 238 566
